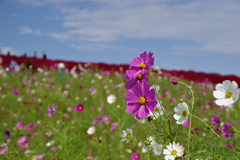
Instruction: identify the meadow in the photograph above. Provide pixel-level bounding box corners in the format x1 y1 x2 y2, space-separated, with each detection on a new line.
0 53 240 160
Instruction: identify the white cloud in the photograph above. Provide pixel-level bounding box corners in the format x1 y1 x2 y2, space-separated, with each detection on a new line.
19 26 41 35
20 0 240 54
1 46 19 55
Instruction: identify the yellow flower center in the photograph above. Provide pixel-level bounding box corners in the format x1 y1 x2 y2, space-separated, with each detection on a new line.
139 97 146 104
228 128 233 133
226 92 233 98
136 74 142 80
135 155 139 158
79 106 82 110
111 99 114 101
154 107 159 112
171 150 177 156
182 110 188 117
139 63 146 69
91 130 94 132
126 133 132 140
105 118 108 120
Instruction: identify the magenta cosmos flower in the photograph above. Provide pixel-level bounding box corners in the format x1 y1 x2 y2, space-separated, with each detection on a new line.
76 104 84 112
18 136 29 148
125 82 158 119
48 104 56 117
16 122 24 129
0 148 8 155
211 116 221 126
125 51 154 79
131 152 140 160
222 123 235 139
124 72 149 89
103 115 110 125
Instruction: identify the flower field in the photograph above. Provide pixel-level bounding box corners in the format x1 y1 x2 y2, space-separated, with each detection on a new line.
0 53 240 160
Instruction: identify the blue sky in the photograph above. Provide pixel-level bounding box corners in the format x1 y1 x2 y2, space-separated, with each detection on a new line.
1 0 240 76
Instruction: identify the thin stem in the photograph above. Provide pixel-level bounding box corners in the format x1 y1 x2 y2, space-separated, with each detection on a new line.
134 139 142 156
213 137 216 160
192 114 220 138
148 145 150 160
178 82 194 160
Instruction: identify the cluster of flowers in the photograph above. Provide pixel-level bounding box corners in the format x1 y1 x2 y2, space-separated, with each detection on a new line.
122 51 240 160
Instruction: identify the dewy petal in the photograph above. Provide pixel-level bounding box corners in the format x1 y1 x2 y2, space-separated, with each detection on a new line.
138 105 149 119
213 91 226 99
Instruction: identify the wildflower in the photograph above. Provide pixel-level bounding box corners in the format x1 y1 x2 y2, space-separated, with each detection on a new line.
125 82 158 119
48 104 56 117
0 148 8 155
121 128 133 143
213 80 239 106
17 136 29 148
222 123 235 139
124 72 149 89
37 153 45 159
171 78 177 85
182 120 189 127
87 126 96 135
211 116 221 126
5 130 11 137
173 102 190 124
107 94 116 104
163 141 184 160
131 152 140 160
226 143 236 148
149 100 164 120
51 145 57 152
103 115 110 125
153 144 163 156
24 123 34 130
76 104 84 112
125 51 154 79
110 122 119 131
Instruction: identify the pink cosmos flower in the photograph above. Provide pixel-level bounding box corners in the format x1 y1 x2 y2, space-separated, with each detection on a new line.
182 120 190 127
103 115 110 125
131 152 140 160
37 153 45 159
5 130 11 137
125 82 157 119
222 123 235 139
226 143 236 148
17 136 29 148
124 72 149 89
0 148 8 155
48 104 56 117
211 116 221 126
51 145 57 152
125 51 154 79
16 122 24 128
24 123 34 131
110 122 119 131
214 128 222 135
76 104 84 112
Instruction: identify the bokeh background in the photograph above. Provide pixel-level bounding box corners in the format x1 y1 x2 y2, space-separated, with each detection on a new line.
1 0 240 76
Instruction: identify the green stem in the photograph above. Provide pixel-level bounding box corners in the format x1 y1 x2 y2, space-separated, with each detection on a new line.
179 82 195 160
134 139 142 156
191 114 220 138
213 137 216 160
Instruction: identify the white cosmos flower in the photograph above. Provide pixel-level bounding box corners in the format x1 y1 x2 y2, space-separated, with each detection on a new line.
213 80 239 106
173 102 189 124
153 144 163 156
87 126 96 135
149 100 164 120
163 141 184 160
150 85 160 93
121 128 133 143
107 94 116 104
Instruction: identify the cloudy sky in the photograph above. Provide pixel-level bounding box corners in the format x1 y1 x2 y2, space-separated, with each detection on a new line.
0 0 240 76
